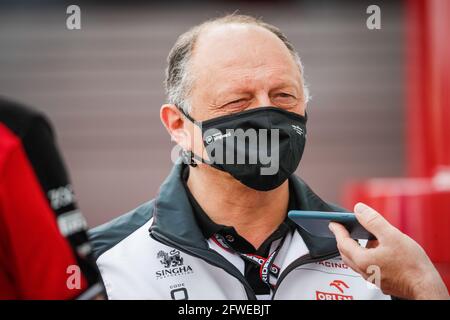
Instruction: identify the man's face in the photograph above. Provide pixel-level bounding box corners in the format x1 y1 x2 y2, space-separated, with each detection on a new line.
189 23 306 119
181 23 307 170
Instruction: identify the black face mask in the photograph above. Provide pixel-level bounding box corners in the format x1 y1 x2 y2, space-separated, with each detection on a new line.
180 106 307 191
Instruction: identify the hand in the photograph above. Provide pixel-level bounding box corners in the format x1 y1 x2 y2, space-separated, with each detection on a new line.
328 202 449 300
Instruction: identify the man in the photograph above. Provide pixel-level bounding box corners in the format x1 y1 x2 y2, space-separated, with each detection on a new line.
89 15 449 300
0 97 104 299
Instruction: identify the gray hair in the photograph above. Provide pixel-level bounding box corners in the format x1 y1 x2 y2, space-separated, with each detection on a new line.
164 14 310 114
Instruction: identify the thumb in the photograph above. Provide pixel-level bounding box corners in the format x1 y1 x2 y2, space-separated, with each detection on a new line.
354 202 393 240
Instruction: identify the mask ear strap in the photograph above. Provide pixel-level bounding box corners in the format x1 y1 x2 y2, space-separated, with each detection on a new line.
176 106 198 124
177 106 202 167
181 149 197 167
181 149 209 168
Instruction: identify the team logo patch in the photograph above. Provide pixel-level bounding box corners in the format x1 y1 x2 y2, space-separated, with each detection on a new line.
315 280 354 300
155 249 194 280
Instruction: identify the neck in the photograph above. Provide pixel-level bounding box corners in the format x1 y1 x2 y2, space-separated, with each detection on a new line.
187 165 289 250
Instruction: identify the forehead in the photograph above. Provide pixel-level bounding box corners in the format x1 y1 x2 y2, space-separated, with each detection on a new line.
190 23 301 92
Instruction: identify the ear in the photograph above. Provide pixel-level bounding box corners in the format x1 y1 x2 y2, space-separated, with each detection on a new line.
160 104 190 150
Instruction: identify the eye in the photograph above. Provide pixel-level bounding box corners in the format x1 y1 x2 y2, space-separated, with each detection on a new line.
273 92 298 104
278 92 295 99
224 98 248 109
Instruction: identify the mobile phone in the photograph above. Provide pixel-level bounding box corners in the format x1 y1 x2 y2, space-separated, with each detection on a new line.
288 210 375 240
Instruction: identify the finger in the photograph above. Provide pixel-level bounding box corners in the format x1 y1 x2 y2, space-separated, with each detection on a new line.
329 221 350 238
340 253 364 275
329 222 366 264
354 202 394 240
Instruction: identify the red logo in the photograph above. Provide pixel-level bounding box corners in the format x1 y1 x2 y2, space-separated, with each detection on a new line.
329 280 349 293
315 280 353 300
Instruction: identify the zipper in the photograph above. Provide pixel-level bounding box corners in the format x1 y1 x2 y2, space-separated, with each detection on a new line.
271 251 340 300
150 230 257 300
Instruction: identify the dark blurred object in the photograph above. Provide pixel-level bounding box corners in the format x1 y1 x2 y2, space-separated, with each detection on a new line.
0 97 104 299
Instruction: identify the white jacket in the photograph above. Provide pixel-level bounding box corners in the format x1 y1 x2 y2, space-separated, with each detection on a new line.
89 163 390 300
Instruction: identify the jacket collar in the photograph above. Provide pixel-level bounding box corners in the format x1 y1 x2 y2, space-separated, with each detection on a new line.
150 160 339 258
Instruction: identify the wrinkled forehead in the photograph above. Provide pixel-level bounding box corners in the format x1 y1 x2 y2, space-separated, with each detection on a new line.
189 23 302 87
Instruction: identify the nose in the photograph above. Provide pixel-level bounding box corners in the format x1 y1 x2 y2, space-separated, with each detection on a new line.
250 92 272 109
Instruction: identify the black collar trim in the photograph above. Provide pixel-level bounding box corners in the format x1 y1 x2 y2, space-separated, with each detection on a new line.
149 160 340 258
